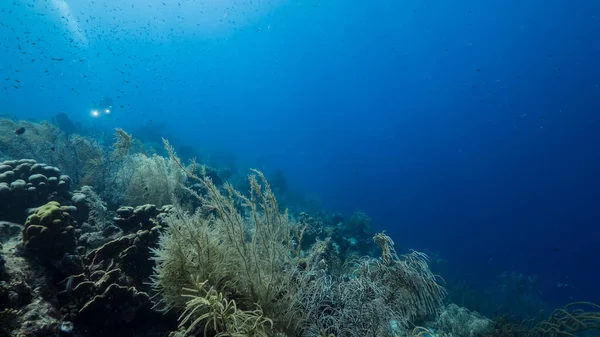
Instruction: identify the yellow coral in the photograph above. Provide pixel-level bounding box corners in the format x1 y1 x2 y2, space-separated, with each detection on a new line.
22 201 75 260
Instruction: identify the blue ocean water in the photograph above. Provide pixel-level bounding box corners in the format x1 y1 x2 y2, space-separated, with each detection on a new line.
1 0 599 314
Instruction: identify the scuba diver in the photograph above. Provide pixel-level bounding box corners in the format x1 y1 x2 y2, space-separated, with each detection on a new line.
88 96 118 134
90 96 113 117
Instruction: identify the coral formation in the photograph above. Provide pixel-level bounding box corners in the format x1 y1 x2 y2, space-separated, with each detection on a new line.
531 302 600 337
71 185 111 230
115 153 185 206
0 119 137 203
297 233 446 337
53 112 79 135
0 222 21 243
22 201 77 262
150 141 448 337
114 204 172 233
76 283 153 331
296 211 378 268
0 243 4 274
0 308 20 337
178 279 273 337
48 204 175 336
433 304 492 337
152 141 323 334
0 233 61 337
0 159 71 223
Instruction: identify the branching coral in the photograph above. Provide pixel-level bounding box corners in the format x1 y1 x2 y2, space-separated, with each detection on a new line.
296 233 446 337
531 302 600 337
151 140 321 335
113 128 133 160
115 153 185 206
434 304 492 337
486 302 600 337
179 278 273 337
152 139 448 337
367 232 447 322
0 119 136 200
0 118 104 187
0 119 61 162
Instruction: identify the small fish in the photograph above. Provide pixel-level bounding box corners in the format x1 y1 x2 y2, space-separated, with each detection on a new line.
50 147 56 152
14 126 26 135
65 275 74 297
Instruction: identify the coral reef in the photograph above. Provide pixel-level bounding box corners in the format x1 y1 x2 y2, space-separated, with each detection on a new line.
0 120 596 337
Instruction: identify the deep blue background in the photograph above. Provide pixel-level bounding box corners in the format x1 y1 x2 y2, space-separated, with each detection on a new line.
1 0 599 306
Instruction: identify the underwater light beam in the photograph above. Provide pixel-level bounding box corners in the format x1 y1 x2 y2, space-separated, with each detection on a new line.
50 0 88 46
